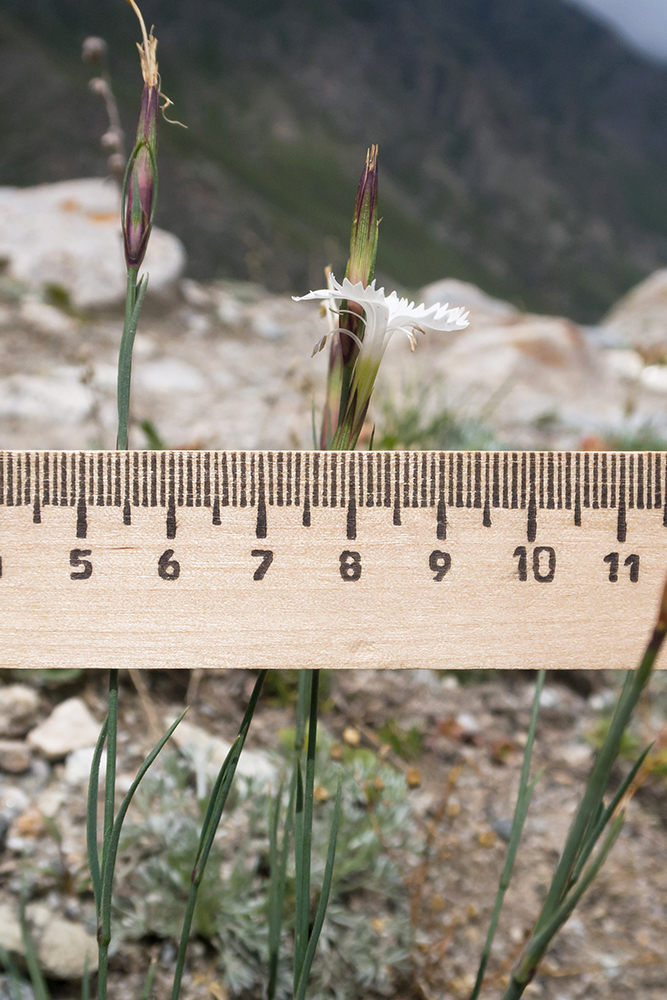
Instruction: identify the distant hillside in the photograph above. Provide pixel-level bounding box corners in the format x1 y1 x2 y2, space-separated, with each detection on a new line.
3 0 667 320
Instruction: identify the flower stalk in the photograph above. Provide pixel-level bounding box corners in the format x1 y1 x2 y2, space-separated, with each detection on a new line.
320 147 379 449
297 274 469 451
117 0 160 449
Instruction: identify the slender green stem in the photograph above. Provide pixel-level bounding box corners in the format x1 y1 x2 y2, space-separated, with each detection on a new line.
268 761 298 1000
86 716 108 921
170 671 266 1000
469 670 545 1000
117 268 149 449
97 669 118 1000
294 771 343 1000
295 671 313 753
294 670 319 992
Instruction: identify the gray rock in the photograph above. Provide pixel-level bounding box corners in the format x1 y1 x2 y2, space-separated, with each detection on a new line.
0 686 40 738
604 268 667 355
418 277 520 327
0 178 186 309
27 698 101 761
0 973 35 1000
64 746 106 787
0 740 31 774
0 902 98 980
170 717 276 796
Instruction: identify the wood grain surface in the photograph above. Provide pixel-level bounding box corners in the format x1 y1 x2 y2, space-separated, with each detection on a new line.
0 450 665 671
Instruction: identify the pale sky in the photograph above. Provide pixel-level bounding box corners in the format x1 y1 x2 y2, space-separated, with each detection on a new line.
568 0 667 62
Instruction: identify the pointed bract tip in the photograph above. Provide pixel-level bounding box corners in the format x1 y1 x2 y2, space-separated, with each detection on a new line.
125 0 158 88
347 145 379 287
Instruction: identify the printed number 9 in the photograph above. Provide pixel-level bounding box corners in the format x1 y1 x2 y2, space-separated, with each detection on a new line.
429 550 451 581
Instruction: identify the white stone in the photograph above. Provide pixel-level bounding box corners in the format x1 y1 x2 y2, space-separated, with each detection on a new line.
560 743 593 768
0 786 29 819
0 178 186 309
27 698 101 760
0 902 97 980
603 268 667 352
250 306 289 340
136 357 206 394
170 717 276 792
19 300 75 337
0 372 93 424
0 740 31 773
0 684 40 737
64 746 106 786
603 348 643 380
640 364 667 393
216 295 242 325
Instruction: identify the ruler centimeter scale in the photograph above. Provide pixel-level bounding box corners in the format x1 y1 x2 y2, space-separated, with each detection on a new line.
1 449 666 672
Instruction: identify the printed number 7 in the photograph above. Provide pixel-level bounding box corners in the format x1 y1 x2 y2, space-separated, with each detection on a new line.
252 549 273 581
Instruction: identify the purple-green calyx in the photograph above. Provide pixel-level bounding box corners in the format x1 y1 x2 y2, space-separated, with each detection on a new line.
346 144 379 287
320 146 379 449
123 83 158 271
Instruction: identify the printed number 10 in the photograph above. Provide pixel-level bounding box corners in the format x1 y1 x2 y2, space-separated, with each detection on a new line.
513 545 556 583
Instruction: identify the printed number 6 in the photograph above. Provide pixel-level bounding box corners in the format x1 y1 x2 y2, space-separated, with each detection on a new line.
158 549 180 580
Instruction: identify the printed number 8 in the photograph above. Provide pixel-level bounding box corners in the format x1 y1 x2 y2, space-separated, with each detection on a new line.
340 551 362 581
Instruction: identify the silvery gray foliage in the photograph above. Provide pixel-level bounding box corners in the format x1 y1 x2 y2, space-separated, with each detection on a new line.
116 737 419 1000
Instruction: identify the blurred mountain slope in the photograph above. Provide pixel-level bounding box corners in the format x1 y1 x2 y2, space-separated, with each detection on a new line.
3 0 667 320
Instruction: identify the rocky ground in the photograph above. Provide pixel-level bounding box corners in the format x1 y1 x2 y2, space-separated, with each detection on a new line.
3 179 667 454
1 178 667 1000
1 669 667 1000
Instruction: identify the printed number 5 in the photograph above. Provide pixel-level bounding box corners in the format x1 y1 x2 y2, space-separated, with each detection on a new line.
70 548 92 580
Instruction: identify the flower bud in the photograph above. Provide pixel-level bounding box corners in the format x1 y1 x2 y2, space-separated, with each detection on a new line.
123 84 159 270
82 37 108 67
122 1 160 271
346 145 379 287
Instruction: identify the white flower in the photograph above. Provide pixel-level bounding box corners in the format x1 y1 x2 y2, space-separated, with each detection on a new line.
294 273 469 406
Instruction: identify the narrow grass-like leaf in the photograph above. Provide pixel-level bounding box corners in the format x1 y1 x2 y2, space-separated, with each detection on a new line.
295 671 313 754
469 670 545 1000
268 763 298 1000
294 670 319 991
0 941 25 1000
86 716 108 920
294 770 342 1000
19 898 49 1000
267 781 284 1000
97 668 118 1000
81 956 90 1000
569 742 652 888
293 758 305 994
170 671 266 1000
504 811 626 1000
97 709 187 1000
139 956 158 1000
537 625 661 932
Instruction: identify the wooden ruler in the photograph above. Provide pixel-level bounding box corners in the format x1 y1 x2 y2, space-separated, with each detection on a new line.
1 450 666 672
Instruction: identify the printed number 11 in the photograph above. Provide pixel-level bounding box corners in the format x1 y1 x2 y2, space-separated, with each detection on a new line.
603 552 639 583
